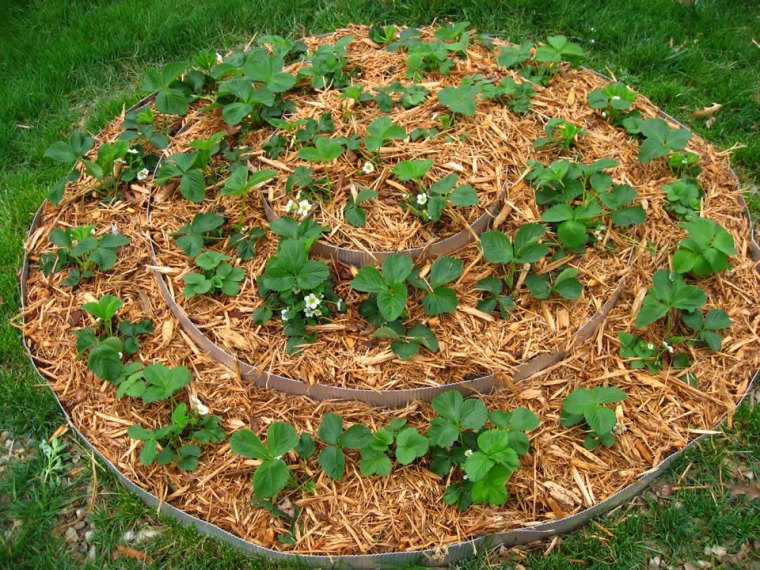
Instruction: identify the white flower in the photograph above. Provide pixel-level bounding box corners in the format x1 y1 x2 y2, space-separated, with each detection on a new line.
114 158 127 165
281 309 290 321
402 193 410 200
304 307 319 318
127 148 139 155
190 395 210 416
291 285 301 294
304 293 322 310
590 27 596 32
284 199 297 213
416 193 428 206
663 341 674 353
361 161 375 175
590 39 595 44
216 52 224 64
613 423 626 435
611 95 621 101
463 474 469 480
646 342 655 351
118 352 123 359
137 168 150 181
90 228 96 235
336 299 345 312
464 449 473 457
296 199 313 218
601 111 608 118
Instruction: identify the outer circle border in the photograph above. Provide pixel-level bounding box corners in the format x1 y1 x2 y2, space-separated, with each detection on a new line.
18 63 760 566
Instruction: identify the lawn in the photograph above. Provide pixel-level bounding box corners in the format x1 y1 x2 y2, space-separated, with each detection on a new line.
1 1 758 568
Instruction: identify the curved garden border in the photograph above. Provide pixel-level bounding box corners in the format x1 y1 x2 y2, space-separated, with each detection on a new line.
19 58 760 566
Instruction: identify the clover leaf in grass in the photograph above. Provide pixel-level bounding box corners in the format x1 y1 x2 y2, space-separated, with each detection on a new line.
231 422 298 499
364 116 406 152
316 413 373 480
638 118 692 163
636 269 707 329
672 217 736 278
560 386 626 450
437 84 480 116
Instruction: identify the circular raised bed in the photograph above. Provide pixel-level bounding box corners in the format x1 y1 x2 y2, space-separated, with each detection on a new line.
20 24 760 566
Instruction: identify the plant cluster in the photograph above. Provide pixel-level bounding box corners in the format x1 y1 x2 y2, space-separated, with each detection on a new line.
230 390 541 526
253 217 345 354
533 118 588 153
497 35 584 85
560 386 627 450
39 225 130 286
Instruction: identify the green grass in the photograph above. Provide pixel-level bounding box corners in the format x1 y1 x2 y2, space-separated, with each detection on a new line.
0 0 758 567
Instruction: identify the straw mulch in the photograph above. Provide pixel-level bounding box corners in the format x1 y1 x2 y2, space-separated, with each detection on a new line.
20 25 760 556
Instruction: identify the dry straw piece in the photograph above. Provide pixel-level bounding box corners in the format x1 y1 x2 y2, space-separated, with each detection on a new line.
20 24 760 558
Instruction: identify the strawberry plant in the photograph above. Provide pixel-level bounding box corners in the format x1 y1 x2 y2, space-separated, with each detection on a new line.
618 333 663 374
635 269 707 332
369 24 398 45
39 225 130 286
230 422 300 499
44 132 95 203
299 36 355 90
254 217 343 354
560 386 627 450
587 82 637 124
351 254 414 323
183 250 245 298
671 217 736 277
364 116 406 152
343 188 378 227
392 161 479 222
497 35 584 85
316 413 373 480
681 308 732 351
221 164 278 224
120 107 170 151
438 84 480 117
155 151 214 203
142 61 194 116
637 118 692 164
667 151 702 178
525 267 582 301
413 256 464 316
116 364 193 403
533 118 588 153
475 277 515 318
172 211 226 258
128 402 226 471
371 323 439 360
357 419 408 476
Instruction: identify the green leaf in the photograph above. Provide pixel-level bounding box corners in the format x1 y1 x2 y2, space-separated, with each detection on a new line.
267 422 298 458
318 445 346 479
393 159 433 181
432 391 463 421
585 406 617 435
460 398 488 431
139 440 158 466
427 417 460 448
183 273 212 298
479 231 514 264
365 116 406 151
296 259 330 290
339 424 373 449
223 102 254 126
406 324 439 353
230 429 271 460
557 220 587 250
295 433 316 459
704 309 731 330
195 250 230 270
462 451 494 482
377 282 408 322
553 267 582 300
351 266 387 294
87 341 123 382
429 256 464 289
359 448 392 476
448 185 479 206
438 85 480 116
298 136 344 163
180 169 206 203
318 413 343 446
141 364 193 403
253 458 291 498
395 428 429 464
471 464 511 505
477 430 519 471
525 274 551 299
382 254 414 284
82 295 123 322
422 287 458 316
611 206 647 227
636 298 670 328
